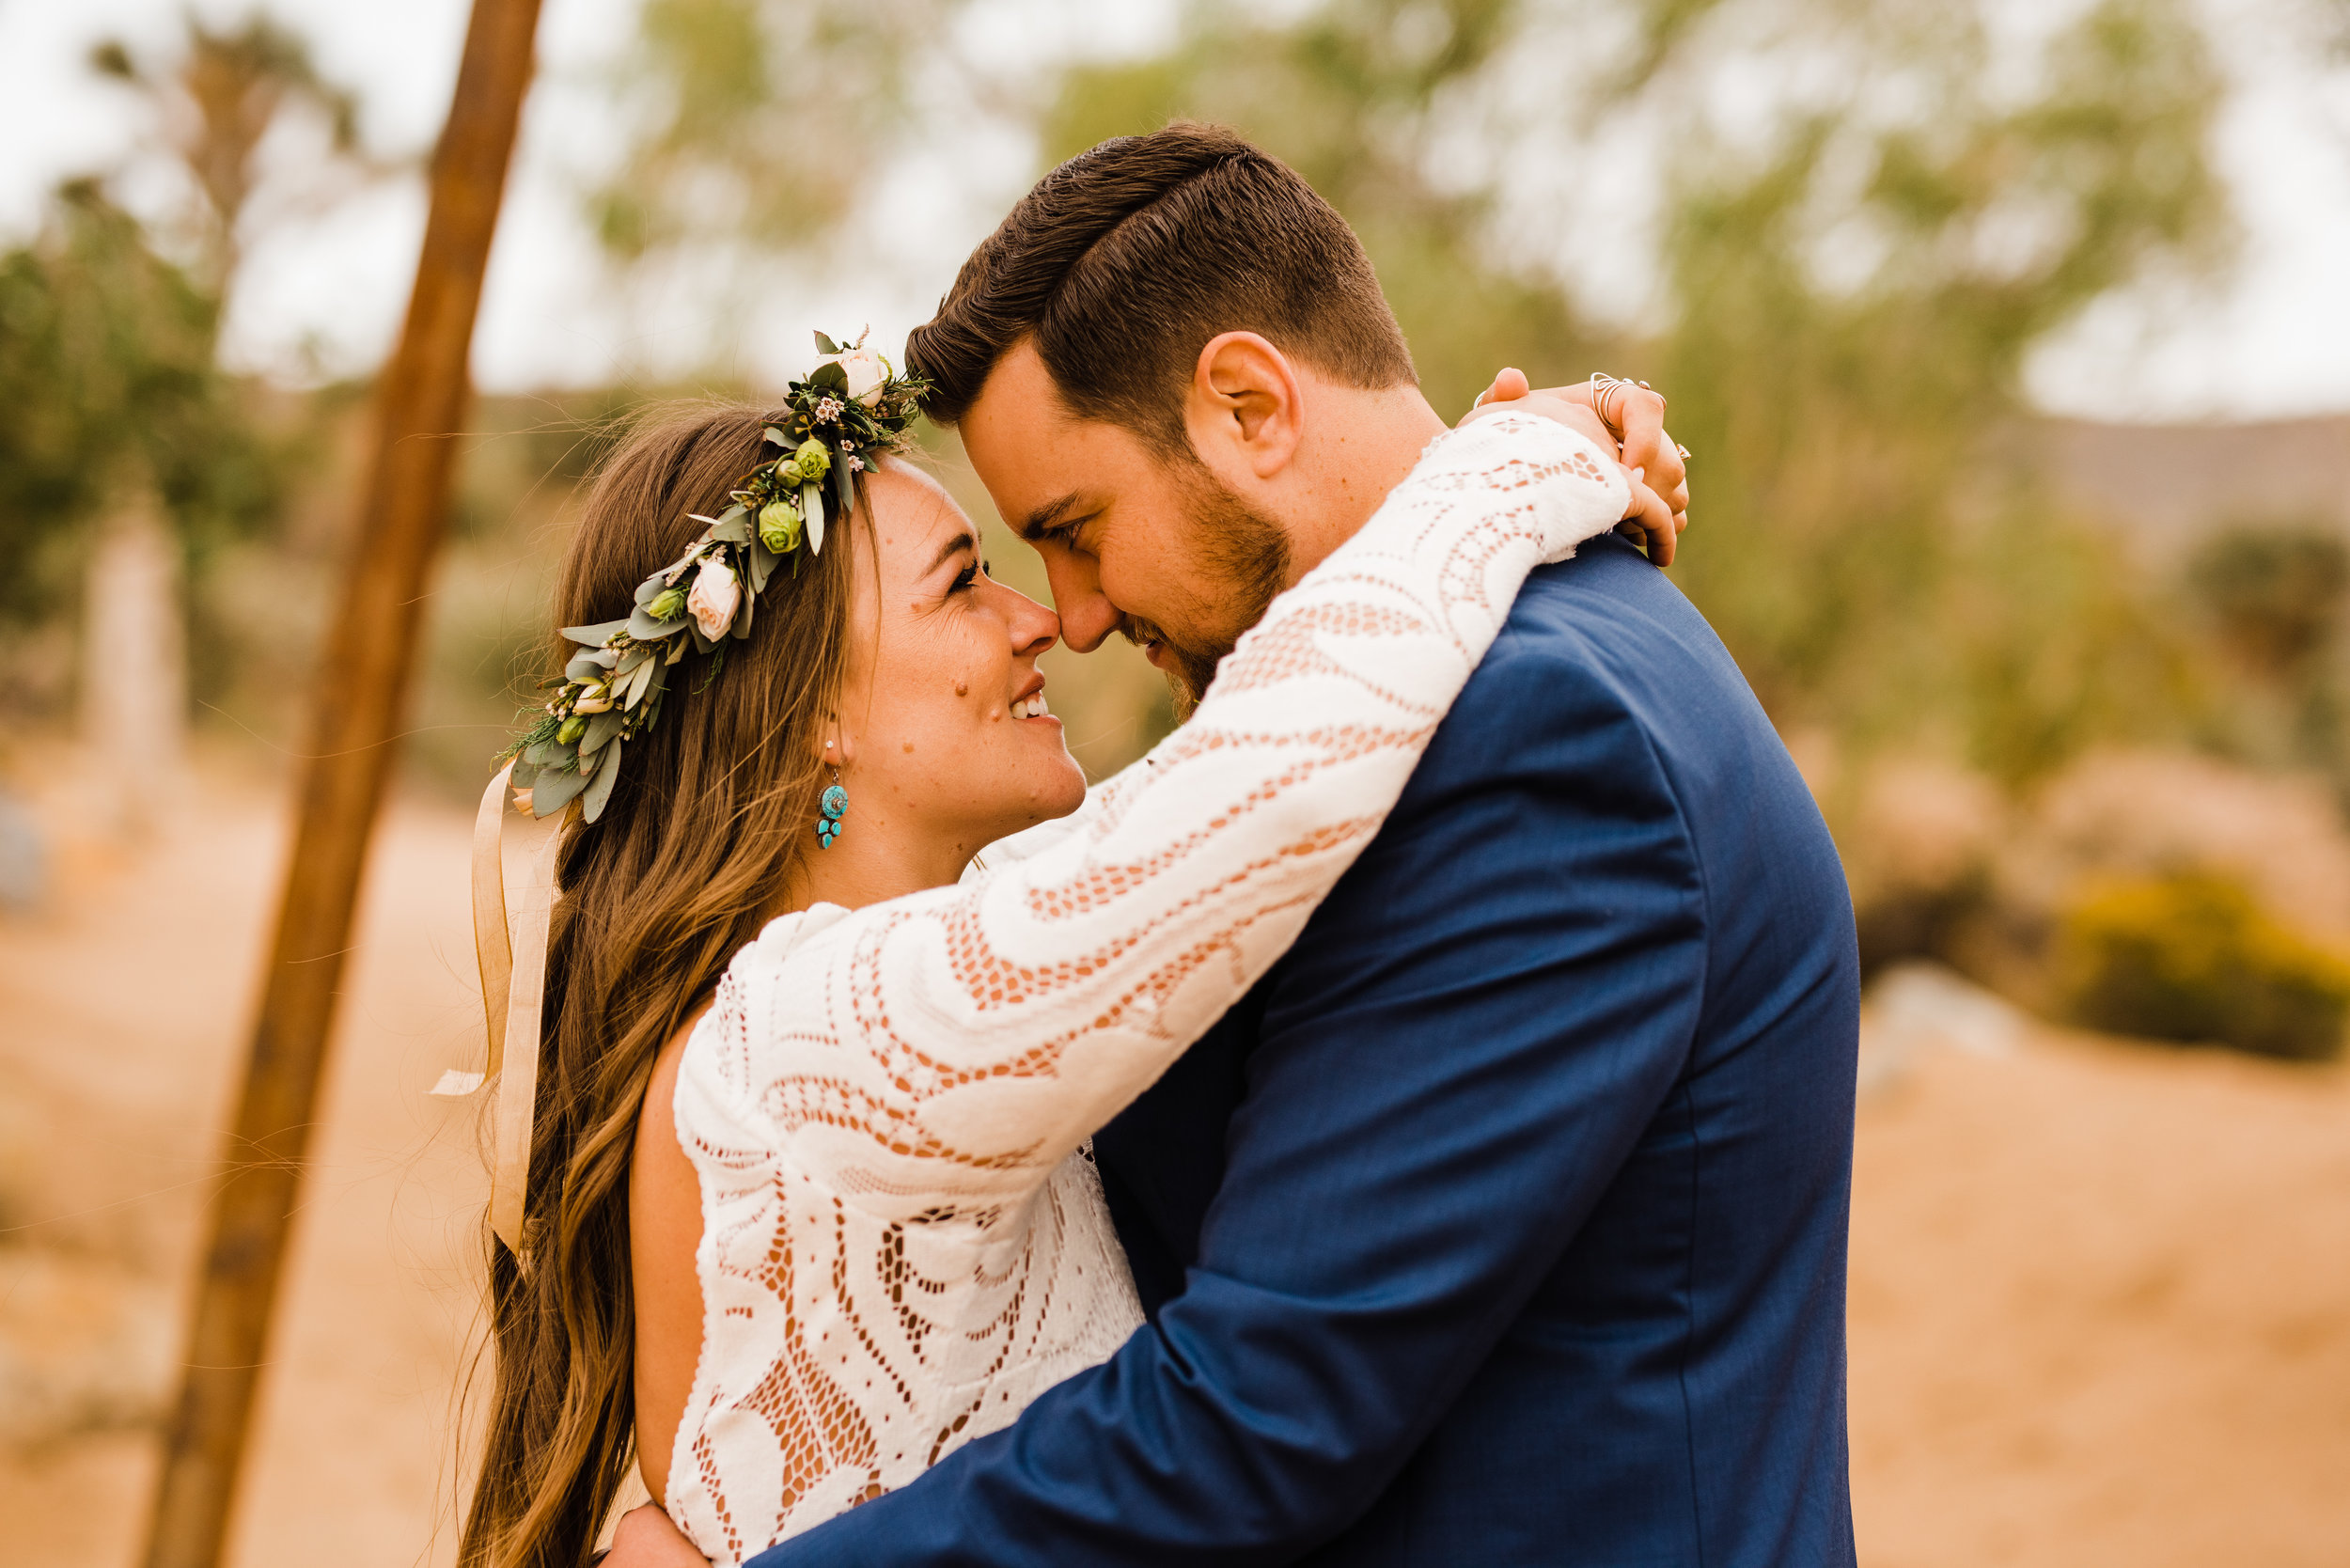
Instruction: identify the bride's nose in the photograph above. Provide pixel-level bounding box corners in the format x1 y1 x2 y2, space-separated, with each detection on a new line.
995 579 1059 659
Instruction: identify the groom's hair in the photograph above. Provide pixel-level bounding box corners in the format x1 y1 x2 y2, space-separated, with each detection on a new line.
908 122 1415 455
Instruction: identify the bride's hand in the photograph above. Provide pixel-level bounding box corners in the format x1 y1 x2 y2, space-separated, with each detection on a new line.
1465 368 1691 563
1459 370 1686 567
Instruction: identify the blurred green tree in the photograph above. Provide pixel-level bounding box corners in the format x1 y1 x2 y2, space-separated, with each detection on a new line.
0 182 279 625
0 12 370 748
1638 0 2227 776
88 15 373 300
588 0 969 265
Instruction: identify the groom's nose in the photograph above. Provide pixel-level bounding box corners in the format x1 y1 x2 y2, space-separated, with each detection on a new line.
1040 549 1122 654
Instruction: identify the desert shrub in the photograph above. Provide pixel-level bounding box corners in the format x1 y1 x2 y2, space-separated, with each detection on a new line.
2187 522 2347 679
2061 872 2350 1060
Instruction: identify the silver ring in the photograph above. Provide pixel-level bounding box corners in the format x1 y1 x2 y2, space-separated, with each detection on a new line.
1588 372 1631 435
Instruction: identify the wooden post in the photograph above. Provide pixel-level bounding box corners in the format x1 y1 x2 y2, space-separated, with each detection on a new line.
140 3 542 1565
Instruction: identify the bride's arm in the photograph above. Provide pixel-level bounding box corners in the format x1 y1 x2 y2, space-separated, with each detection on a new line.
686 410 1631 1219
629 1021 704 1508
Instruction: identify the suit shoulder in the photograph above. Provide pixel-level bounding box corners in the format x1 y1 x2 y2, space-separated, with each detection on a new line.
1457 540 1720 717
1416 550 1690 806
1436 537 1797 834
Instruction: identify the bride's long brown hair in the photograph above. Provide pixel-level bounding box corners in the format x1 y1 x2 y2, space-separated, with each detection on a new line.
460 401 867 1566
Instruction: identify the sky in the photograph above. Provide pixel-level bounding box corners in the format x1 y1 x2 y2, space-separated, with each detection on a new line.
0 0 2345 419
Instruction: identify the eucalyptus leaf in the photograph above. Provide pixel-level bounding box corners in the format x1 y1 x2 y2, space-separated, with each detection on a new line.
582 738 621 823
747 536 776 593
525 740 567 767
803 481 825 556
719 503 748 524
763 426 791 447
532 762 589 818
634 575 669 607
565 654 605 683
628 607 689 639
581 710 624 755
688 621 713 656
813 331 840 355
730 582 754 639
561 619 629 648
709 514 750 545
615 647 650 677
832 454 854 521
623 656 657 708
509 759 540 789
809 361 849 393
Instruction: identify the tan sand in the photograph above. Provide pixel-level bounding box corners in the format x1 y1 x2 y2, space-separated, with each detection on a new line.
0 759 2343 1565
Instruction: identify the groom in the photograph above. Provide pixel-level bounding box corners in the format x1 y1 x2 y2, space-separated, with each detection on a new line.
623 123 1859 1566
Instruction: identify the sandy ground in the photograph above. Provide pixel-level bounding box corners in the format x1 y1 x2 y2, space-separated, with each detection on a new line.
1 756 2345 1567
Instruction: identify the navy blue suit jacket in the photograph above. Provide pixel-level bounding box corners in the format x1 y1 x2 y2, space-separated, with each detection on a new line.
751 534 1861 1566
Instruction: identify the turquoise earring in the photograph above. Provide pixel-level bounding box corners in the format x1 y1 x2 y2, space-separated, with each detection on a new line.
817 767 847 849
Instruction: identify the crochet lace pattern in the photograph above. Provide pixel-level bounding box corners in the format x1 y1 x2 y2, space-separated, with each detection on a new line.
663 412 1628 1561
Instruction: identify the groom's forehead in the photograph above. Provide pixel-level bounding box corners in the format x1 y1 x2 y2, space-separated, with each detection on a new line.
966 339 1076 439
963 341 1155 517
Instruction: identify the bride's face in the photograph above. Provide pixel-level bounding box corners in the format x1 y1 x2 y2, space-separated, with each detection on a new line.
834 464 1086 860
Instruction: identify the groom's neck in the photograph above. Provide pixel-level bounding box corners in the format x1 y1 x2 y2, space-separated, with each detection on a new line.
1279 382 1449 583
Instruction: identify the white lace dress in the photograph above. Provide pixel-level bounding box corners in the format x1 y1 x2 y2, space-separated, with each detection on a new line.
663 411 1629 1562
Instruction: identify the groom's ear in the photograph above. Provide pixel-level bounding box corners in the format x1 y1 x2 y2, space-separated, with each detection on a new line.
1185 332 1305 482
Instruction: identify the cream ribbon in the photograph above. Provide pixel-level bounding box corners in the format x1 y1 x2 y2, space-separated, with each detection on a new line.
432 760 569 1257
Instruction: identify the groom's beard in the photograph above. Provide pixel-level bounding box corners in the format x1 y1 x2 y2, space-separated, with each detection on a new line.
1122 465 1292 714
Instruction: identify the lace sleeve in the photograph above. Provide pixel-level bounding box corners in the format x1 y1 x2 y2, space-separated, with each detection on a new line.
686 411 1627 1223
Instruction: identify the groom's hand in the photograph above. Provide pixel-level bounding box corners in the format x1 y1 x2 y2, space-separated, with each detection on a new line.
1468 368 1691 563
1461 374 1685 567
603 1503 711 1568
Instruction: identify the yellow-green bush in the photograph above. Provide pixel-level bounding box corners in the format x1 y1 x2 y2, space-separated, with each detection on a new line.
2061 873 2350 1061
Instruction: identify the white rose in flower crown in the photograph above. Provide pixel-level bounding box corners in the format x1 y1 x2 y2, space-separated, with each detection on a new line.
686 556 740 640
819 345 890 406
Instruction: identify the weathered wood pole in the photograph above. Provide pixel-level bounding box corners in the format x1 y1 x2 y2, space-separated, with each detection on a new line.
140 3 543 1565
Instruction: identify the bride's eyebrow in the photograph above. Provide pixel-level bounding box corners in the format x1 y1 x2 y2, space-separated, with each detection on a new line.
923 529 978 577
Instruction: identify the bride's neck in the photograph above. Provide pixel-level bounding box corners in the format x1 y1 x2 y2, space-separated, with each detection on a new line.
782 809 980 915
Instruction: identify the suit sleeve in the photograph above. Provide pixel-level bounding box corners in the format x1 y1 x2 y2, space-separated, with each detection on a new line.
745 618 1712 1566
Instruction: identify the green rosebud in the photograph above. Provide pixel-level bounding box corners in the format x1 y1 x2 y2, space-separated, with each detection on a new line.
759 497 802 554
556 713 588 745
646 586 688 622
793 438 831 483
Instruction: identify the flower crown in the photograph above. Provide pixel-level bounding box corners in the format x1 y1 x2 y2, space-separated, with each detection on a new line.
499 332 929 823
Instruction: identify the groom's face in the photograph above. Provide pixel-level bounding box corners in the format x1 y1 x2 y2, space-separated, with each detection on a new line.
958 341 1291 705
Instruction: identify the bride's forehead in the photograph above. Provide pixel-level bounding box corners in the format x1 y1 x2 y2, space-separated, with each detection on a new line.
867 463 952 520
865 466 971 557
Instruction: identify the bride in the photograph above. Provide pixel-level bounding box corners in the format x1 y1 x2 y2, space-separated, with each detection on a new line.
456 343 1655 1567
